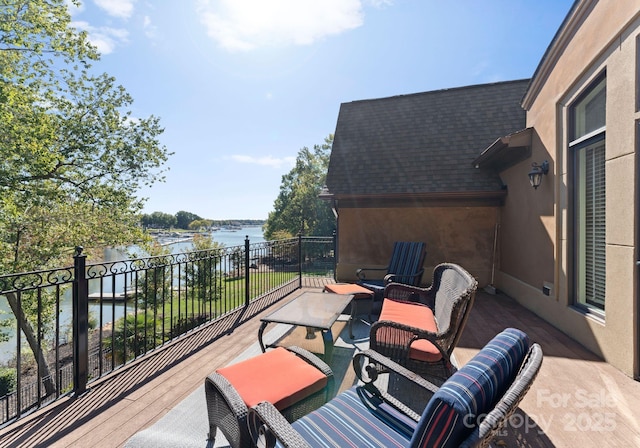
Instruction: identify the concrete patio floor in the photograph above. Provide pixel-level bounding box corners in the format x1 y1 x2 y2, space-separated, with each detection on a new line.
0 277 638 447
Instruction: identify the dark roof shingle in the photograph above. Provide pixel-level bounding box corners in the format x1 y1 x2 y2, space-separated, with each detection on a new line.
326 79 529 196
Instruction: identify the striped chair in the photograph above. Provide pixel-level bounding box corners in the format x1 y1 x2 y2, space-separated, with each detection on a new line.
356 241 427 301
249 328 543 448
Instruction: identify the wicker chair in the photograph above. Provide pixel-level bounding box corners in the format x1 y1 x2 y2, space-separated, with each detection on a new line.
249 328 543 448
369 262 477 382
356 241 427 301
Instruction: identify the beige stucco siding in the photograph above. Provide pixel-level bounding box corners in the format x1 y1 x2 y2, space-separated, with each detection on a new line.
499 0 640 377
335 206 498 287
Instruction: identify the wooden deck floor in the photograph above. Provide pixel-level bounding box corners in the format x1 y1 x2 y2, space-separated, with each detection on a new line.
0 278 638 447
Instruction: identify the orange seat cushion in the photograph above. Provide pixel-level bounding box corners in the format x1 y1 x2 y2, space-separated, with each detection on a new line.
216 347 328 409
378 299 442 362
324 283 374 299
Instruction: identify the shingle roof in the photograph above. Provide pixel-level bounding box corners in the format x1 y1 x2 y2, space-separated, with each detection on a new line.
325 79 529 197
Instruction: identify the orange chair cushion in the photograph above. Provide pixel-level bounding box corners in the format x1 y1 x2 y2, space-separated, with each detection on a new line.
378 299 442 362
324 283 374 299
216 347 328 409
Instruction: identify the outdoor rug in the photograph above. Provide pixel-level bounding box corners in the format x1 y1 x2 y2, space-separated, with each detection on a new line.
124 315 371 448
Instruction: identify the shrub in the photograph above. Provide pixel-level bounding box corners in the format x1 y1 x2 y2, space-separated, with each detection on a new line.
0 368 16 396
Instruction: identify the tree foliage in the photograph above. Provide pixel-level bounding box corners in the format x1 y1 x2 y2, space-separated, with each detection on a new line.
175 211 201 230
189 219 213 230
0 0 170 384
0 0 170 272
263 135 335 239
141 211 177 229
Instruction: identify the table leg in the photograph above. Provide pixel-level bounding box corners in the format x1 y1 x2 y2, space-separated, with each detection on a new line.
348 300 356 339
305 327 317 339
258 321 269 352
321 329 333 362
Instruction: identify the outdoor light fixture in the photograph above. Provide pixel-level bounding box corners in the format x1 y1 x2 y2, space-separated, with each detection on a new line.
528 160 549 189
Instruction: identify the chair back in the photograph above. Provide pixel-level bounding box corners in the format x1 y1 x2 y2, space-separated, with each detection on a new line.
431 263 477 356
386 241 427 285
410 328 542 448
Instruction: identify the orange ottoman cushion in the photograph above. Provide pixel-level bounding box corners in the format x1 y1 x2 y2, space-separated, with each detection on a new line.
324 283 374 299
378 299 442 362
216 347 328 409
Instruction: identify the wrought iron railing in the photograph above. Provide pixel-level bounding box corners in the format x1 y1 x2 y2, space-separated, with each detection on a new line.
0 234 335 426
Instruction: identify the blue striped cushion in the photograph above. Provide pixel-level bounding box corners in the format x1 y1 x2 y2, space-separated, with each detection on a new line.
388 242 426 285
410 328 530 448
280 386 413 448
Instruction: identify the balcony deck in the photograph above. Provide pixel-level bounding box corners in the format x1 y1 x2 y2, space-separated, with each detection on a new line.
0 278 639 447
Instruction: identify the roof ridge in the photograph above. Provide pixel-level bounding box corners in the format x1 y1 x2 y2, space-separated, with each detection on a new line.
342 78 531 106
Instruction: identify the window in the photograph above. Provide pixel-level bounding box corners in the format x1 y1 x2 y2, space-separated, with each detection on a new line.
570 76 606 312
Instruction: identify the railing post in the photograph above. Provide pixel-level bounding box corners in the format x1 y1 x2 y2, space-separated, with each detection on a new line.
73 246 89 396
333 230 337 281
244 236 250 307
298 233 303 288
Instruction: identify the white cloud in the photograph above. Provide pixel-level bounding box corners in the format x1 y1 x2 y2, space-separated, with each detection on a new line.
65 0 84 15
229 154 296 169
72 21 129 54
196 0 364 52
143 15 158 39
93 0 136 20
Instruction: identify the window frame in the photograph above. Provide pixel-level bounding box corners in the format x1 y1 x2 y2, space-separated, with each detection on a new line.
568 74 607 317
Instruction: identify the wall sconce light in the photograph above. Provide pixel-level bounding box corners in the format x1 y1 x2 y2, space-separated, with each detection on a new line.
528 160 549 189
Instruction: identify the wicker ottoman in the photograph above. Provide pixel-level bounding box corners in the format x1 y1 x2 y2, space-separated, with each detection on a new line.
205 345 333 448
323 283 375 338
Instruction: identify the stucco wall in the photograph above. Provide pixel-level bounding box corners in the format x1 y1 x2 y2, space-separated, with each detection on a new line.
498 0 640 377
335 206 498 287
499 130 555 290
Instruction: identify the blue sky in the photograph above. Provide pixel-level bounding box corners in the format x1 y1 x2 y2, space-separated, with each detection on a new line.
68 0 574 220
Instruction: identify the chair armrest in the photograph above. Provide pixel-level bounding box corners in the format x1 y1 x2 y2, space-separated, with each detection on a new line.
383 267 425 286
356 266 387 280
384 283 435 305
353 349 439 395
352 349 439 421
371 317 453 356
370 319 443 351
249 401 311 448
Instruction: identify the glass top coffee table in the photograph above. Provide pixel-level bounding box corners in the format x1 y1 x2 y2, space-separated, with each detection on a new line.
258 291 353 362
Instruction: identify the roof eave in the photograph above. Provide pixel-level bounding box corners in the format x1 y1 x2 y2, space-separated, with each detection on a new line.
320 191 507 208
521 0 594 110
472 127 533 171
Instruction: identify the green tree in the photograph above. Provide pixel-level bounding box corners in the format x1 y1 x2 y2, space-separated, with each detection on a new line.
175 211 201 230
141 211 177 229
183 234 224 306
189 219 213 230
264 135 335 239
0 0 170 394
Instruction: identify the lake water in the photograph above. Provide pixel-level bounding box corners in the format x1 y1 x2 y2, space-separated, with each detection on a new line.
164 226 265 251
0 226 265 363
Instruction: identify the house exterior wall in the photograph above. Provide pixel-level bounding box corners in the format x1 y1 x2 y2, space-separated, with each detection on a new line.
334 206 498 287
498 0 640 377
